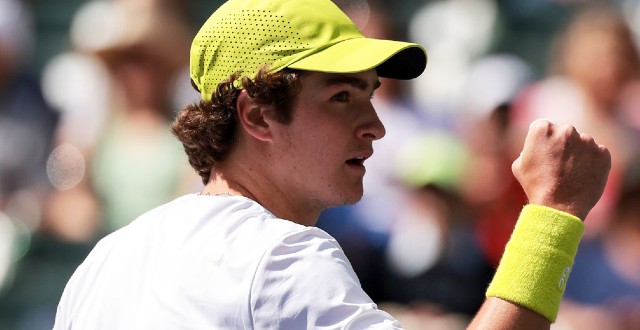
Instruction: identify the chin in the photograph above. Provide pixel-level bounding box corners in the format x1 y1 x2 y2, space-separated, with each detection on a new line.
315 180 364 208
338 195 363 207
333 186 364 207
314 192 362 210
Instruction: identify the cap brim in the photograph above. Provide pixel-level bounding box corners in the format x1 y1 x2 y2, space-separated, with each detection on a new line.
287 37 427 80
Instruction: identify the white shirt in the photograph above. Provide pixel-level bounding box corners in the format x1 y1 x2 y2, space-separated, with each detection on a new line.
53 194 401 329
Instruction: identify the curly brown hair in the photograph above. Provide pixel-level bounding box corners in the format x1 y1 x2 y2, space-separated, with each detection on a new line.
171 67 303 184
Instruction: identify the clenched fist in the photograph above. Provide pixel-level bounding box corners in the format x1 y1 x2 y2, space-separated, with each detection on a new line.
512 119 611 220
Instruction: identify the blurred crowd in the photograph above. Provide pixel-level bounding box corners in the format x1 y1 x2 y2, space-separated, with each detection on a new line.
1 0 640 329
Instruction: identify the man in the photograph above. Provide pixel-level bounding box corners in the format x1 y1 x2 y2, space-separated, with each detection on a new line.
54 0 611 328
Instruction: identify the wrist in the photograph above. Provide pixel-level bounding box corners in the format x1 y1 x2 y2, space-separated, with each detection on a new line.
528 197 587 220
486 204 584 322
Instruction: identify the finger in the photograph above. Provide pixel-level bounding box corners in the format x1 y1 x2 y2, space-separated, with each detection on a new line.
597 144 609 153
530 118 554 128
522 119 553 152
598 145 612 168
558 123 579 141
529 118 554 138
579 132 596 145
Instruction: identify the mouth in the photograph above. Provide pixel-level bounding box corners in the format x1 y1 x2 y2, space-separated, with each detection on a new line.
345 156 367 166
345 150 372 173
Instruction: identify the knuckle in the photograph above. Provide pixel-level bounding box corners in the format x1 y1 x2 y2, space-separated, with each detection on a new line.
531 118 552 129
601 146 612 162
559 124 576 138
530 119 553 136
580 132 595 144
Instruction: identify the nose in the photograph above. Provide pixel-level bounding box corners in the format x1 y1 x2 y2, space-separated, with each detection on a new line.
357 103 386 141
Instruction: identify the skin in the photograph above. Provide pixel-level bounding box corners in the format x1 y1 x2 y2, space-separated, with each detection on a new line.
469 119 611 330
511 120 610 220
201 69 384 225
201 69 612 328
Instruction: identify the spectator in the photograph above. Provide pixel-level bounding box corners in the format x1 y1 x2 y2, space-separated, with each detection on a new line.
511 4 640 236
559 158 640 329
58 0 199 233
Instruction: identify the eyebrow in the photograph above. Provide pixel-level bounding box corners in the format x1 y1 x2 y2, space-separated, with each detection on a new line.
323 75 382 92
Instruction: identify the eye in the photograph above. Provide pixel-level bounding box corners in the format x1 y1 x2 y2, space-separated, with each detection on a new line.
331 91 350 102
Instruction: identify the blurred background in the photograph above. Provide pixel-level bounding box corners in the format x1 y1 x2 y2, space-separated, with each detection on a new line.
1 0 640 329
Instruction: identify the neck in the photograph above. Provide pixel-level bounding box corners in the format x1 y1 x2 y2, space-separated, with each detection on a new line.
204 159 321 226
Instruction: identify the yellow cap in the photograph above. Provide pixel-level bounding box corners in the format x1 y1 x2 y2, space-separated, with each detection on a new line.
190 0 427 100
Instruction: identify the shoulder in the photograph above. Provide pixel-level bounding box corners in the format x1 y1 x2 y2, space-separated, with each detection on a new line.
262 226 344 264
250 226 402 329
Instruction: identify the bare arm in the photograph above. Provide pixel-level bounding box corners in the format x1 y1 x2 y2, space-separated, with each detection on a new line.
470 297 550 330
468 119 611 329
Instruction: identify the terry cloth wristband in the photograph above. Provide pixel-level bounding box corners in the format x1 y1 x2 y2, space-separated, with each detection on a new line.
486 204 584 322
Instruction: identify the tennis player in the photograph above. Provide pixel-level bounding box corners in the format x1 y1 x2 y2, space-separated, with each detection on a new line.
54 0 611 328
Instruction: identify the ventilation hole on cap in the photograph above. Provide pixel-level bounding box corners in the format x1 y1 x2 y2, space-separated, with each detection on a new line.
198 10 299 87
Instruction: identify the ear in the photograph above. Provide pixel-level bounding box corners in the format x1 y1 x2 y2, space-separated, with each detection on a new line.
236 89 272 142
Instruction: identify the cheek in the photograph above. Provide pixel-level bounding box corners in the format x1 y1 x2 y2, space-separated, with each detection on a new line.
286 119 342 157
292 133 332 170
277 126 325 171
285 133 343 188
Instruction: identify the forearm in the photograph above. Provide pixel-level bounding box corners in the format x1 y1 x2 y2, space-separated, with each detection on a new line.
469 297 549 330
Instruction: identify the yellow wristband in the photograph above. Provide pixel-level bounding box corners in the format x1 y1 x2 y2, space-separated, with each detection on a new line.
486 204 584 322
